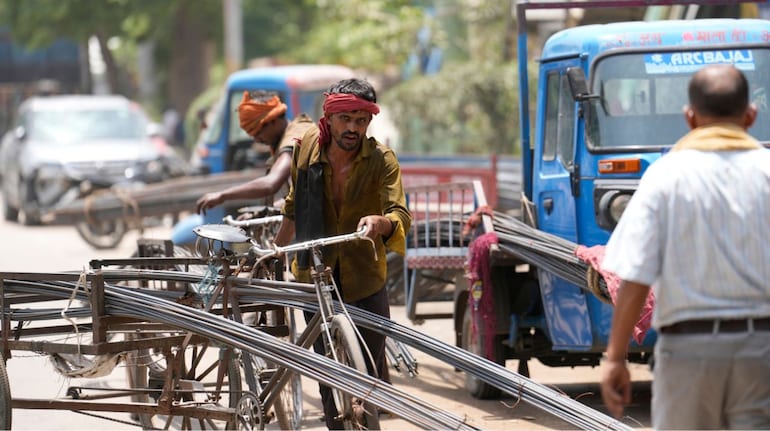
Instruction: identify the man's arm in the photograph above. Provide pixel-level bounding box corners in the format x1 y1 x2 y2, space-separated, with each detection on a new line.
373 149 411 254
195 151 293 215
601 279 651 419
274 217 295 247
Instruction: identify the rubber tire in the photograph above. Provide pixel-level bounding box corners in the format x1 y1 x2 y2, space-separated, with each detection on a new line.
1 195 18 222
461 304 504 399
75 219 127 249
329 316 381 431
271 309 303 431
0 355 11 430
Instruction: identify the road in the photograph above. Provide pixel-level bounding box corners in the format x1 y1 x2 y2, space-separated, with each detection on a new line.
0 202 652 430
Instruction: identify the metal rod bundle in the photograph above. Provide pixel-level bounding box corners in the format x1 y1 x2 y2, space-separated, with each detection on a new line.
1 276 476 431
1 270 631 430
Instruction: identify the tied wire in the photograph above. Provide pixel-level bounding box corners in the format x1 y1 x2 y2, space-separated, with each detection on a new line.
191 261 221 307
60 267 89 356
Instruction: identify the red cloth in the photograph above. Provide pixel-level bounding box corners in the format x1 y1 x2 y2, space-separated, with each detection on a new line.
318 93 380 146
466 232 499 360
463 205 493 237
575 245 655 345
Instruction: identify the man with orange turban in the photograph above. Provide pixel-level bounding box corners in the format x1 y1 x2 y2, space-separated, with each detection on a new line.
195 91 314 215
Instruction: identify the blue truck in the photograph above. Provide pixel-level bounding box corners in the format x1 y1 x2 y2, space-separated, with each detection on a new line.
171 64 356 246
402 0 770 398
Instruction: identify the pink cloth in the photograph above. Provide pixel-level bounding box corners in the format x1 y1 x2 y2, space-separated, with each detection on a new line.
466 232 499 360
575 245 655 345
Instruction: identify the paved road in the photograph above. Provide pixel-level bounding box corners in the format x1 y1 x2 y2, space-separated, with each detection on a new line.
0 201 652 430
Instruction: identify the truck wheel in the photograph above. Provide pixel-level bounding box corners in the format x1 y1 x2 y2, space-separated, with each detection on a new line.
461 304 504 399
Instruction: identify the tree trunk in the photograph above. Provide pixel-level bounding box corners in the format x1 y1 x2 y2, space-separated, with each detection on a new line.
96 32 120 95
168 0 213 119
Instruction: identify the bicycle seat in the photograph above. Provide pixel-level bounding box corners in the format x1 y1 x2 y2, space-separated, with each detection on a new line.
193 224 251 243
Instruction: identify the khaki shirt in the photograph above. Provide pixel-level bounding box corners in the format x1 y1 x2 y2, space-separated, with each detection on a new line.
283 127 412 302
262 114 315 207
268 113 315 166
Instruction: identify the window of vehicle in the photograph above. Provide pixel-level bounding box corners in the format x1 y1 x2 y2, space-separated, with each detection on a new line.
542 70 576 168
29 107 148 143
587 47 770 150
542 71 559 161
557 74 576 168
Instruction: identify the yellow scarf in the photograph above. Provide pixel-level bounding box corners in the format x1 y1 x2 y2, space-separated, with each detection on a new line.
671 123 761 152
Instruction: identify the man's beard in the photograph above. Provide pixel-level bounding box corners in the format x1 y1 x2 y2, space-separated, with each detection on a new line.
334 132 362 152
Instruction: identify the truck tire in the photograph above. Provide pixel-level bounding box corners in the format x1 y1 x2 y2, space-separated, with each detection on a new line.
461 304 504 399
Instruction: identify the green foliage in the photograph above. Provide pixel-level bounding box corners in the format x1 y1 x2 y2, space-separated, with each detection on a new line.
382 60 537 156
281 0 425 70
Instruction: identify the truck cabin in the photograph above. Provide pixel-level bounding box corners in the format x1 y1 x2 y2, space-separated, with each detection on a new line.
195 64 355 174
529 19 770 246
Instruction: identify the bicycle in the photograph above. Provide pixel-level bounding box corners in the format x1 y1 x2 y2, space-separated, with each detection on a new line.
193 222 382 430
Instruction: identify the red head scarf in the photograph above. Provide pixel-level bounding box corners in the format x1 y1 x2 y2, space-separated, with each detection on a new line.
238 91 287 137
318 93 380 146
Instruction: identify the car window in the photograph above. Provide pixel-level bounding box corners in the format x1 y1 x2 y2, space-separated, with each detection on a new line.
29 107 148 143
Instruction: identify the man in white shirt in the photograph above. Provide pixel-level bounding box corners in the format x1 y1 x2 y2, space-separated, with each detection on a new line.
600 64 770 429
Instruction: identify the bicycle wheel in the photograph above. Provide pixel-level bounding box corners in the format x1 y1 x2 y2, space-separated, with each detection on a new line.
246 261 303 430
268 307 303 431
328 315 380 431
126 338 242 430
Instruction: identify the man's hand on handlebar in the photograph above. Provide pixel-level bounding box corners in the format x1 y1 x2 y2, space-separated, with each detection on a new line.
357 215 393 240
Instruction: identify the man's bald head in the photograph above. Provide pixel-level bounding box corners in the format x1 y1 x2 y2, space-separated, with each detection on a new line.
685 64 756 130
688 64 749 118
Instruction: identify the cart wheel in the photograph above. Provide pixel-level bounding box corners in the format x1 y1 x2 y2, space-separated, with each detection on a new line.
126 338 243 430
328 315 380 431
235 392 264 430
461 304 504 399
75 219 127 250
0 355 11 430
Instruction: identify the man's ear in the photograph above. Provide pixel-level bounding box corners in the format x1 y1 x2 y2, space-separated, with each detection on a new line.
684 106 697 130
744 103 758 129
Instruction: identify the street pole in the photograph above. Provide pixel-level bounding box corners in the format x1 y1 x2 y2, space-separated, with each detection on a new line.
223 0 244 74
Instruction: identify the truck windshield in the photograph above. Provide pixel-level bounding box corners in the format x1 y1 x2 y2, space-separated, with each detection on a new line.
587 47 770 150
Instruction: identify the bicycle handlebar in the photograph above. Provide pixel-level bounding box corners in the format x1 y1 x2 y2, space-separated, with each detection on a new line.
223 214 283 227
250 225 378 262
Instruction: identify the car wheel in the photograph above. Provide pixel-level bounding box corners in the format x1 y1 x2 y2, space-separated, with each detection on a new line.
18 180 41 226
1 192 18 222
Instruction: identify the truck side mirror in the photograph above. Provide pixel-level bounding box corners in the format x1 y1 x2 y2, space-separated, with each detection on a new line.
566 67 597 102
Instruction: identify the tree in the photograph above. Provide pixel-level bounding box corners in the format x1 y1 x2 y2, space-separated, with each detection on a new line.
2 0 221 119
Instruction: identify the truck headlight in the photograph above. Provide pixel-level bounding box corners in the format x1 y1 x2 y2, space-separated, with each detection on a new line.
594 179 638 231
605 191 632 224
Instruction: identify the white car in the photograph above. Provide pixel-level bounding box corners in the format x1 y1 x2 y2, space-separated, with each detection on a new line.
0 95 188 226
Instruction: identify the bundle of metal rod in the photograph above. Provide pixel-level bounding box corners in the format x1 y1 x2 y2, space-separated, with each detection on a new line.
2 271 629 429
40 169 266 225
222 285 631 431
412 208 611 300
489 211 610 300
138 270 624 429
0 277 477 431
